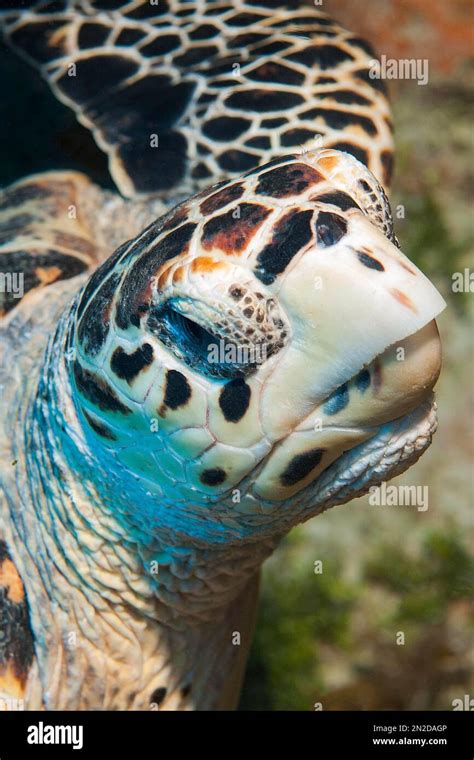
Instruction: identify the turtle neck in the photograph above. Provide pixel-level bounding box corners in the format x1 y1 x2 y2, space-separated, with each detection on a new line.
6 291 277 708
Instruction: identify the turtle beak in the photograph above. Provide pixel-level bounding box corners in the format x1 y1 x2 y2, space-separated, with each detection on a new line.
250 213 446 502
259 215 446 439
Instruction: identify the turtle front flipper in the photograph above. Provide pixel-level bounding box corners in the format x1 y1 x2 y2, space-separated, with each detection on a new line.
0 172 104 318
1 1 393 198
0 539 35 710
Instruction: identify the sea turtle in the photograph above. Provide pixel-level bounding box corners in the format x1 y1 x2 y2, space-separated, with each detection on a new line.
0 1 445 710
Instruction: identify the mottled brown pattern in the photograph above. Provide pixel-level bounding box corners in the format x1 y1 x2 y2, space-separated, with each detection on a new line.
161 204 190 233
202 203 271 254
256 163 324 198
199 182 244 215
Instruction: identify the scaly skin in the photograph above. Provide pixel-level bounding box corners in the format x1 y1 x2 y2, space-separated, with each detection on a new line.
0 2 445 709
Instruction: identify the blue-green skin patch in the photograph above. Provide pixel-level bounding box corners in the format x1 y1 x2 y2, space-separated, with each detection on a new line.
323 382 349 415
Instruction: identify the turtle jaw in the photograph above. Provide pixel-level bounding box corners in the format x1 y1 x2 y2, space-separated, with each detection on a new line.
252 319 442 503
300 392 440 522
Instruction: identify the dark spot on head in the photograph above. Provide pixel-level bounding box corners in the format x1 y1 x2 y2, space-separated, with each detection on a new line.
73 362 131 415
255 209 314 284
160 203 190 234
316 211 348 247
150 687 167 707
356 251 384 271
323 383 349 415
280 448 325 487
200 183 244 215
78 272 121 357
110 343 154 383
315 191 361 212
115 222 197 329
163 369 191 410
82 409 117 440
181 683 192 698
256 163 323 199
202 203 271 254
77 239 132 319
354 369 371 393
219 378 251 423
200 468 226 486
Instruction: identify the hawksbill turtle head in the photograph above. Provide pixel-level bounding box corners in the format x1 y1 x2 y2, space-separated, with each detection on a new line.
70 149 445 539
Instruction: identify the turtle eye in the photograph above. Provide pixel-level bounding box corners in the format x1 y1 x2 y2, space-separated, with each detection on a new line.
165 307 215 355
147 301 256 379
